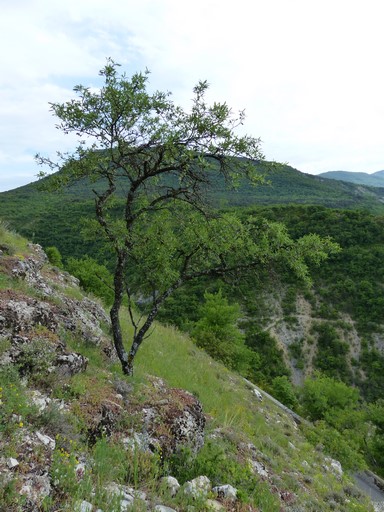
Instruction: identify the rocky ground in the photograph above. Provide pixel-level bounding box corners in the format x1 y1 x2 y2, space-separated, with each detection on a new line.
0 237 377 511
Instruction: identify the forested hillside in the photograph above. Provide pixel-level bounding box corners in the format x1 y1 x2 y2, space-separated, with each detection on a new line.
1 161 384 262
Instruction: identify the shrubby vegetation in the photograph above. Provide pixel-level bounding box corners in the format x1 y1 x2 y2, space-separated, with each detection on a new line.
66 256 114 305
191 291 256 375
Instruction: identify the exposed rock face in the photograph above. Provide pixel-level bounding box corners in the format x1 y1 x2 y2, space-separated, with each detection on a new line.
0 244 112 382
0 295 58 333
141 378 206 456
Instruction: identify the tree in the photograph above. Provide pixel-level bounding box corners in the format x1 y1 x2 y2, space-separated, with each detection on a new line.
191 290 256 373
66 256 114 305
37 60 339 375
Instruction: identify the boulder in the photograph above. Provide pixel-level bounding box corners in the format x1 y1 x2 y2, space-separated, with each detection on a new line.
144 386 205 456
212 484 237 500
160 476 181 497
183 476 211 498
1 297 58 333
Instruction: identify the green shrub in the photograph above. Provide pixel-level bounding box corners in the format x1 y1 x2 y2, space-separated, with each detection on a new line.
66 256 114 305
45 246 63 268
270 376 298 409
191 291 253 374
0 366 36 435
300 374 359 422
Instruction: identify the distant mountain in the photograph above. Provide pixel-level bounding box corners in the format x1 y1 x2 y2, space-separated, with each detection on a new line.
319 170 384 187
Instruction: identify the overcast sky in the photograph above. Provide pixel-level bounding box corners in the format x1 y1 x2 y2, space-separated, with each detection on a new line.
1 0 384 192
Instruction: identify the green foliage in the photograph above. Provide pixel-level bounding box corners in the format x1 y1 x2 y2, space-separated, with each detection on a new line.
91 438 128 484
365 400 384 476
16 338 56 382
253 205 384 334
359 346 384 402
243 321 290 385
0 475 25 511
168 440 280 509
45 246 63 268
191 291 256 374
0 366 36 436
311 323 351 382
66 256 114 305
300 374 360 423
269 376 298 409
305 421 366 471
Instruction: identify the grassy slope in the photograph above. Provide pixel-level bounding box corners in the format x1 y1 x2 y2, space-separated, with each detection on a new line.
0 225 375 511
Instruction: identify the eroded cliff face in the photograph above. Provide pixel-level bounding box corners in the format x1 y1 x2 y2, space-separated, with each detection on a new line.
256 288 383 387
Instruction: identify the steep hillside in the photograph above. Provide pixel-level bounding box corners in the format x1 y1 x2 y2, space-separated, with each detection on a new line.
0 227 378 511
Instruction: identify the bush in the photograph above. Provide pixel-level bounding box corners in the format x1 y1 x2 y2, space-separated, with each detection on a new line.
45 246 63 268
300 374 359 422
191 291 253 374
270 376 298 409
66 256 114 304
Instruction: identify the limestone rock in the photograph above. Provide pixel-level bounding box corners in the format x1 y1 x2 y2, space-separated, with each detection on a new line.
160 476 181 497
144 386 206 456
323 457 343 478
212 484 237 500
75 500 93 512
36 431 56 450
55 352 88 376
1 297 58 333
252 388 263 401
249 459 269 477
183 475 211 498
20 474 51 503
7 457 19 469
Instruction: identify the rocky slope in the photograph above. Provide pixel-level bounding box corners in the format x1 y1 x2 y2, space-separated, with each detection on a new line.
0 230 377 511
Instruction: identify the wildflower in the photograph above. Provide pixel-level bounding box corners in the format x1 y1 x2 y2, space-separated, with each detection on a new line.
19 421 23 428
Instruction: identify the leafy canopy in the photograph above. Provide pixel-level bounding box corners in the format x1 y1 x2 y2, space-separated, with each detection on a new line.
36 60 339 375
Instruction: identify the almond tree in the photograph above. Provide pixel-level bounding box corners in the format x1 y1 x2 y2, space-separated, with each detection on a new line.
37 60 339 375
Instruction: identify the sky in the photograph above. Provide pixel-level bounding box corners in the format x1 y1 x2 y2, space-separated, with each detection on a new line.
1 0 384 192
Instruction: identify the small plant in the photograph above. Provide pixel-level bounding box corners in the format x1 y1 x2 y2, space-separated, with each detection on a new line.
0 475 25 511
45 246 64 268
16 338 56 383
270 376 298 409
91 438 127 485
0 366 36 436
50 437 92 505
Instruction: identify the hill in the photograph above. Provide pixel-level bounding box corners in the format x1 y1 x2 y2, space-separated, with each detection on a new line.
0 225 379 511
1 162 384 263
319 170 384 188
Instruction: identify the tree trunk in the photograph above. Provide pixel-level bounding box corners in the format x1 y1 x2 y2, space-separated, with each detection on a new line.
110 253 130 374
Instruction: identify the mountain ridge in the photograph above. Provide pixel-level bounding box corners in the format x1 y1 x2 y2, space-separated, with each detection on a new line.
319 169 384 187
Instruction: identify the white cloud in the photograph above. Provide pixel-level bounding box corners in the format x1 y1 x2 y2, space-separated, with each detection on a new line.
1 0 384 192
